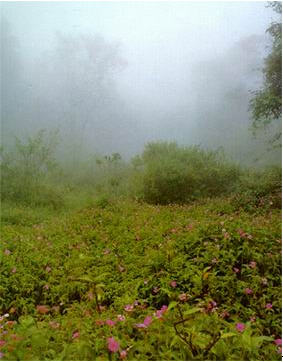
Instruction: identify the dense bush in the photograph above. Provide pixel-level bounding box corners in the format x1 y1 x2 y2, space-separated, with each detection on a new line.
132 142 241 204
231 166 282 212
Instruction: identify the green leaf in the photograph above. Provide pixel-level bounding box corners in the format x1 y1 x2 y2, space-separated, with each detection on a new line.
184 307 202 316
168 301 178 311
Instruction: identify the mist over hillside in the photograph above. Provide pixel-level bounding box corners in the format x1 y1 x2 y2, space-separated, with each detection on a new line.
1 2 281 165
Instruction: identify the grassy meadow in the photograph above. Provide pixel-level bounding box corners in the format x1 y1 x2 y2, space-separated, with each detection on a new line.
0 134 282 361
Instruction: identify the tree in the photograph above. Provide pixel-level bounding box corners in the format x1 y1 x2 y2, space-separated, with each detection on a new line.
250 2 282 145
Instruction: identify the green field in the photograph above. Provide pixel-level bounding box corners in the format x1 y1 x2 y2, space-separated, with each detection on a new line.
1 197 281 360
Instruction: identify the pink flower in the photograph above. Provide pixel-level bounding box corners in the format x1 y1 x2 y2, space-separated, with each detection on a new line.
120 350 127 359
135 315 152 328
250 316 256 323
233 267 240 273
249 261 257 269
106 320 116 327
11 267 16 273
45 266 51 273
265 303 273 309
43 284 49 290
155 305 168 319
277 346 282 355
124 304 134 312
161 305 168 312
274 339 282 346
236 323 245 333
117 315 125 322
107 337 120 353
72 331 80 339
4 249 11 256
0 352 4 359
0 340 5 347
244 288 253 295
170 281 177 288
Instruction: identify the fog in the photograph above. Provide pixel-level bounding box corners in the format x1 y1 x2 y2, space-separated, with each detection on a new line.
1 1 281 165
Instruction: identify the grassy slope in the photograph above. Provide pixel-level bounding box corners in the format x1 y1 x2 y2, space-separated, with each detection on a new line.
0 198 281 360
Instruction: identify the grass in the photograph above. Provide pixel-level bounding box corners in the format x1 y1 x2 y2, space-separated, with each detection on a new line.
0 197 281 360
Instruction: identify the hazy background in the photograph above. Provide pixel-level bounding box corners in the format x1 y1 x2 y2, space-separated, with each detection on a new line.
1 1 281 165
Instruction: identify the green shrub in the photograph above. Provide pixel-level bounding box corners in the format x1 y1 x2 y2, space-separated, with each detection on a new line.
134 142 240 204
1 130 64 209
232 166 282 212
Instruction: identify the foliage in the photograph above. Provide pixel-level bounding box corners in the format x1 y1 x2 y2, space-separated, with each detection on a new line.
0 197 281 360
250 2 282 145
231 166 282 212
0 130 64 209
133 142 241 204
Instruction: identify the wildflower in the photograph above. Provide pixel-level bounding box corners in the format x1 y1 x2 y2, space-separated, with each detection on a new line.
236 323 245 332
133 300 139 306
4 249 11 256
36 305 49 314
0 340 5 347
207 300 217 312
265 303 273 310
107 337 120 353
117 315 126 322
120 350 127 359
124 304 134 312
170 280 177 288
250 316 256 323
0 352 3 358
11 268 16 273
274 339 282 346
95 320 105 326
249 261 257 269
72 331 80 339
261 277 268 286
106 320 116 327
179 293 188 302
244 288 253 295
103 248 111 255
223 232 230 239
45 266 51 273
43 284 49 290
233 267 240 274
3 314 9 319
155 305 168 319
135 315 152 328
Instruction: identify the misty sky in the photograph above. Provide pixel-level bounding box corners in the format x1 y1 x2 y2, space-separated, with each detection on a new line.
1 1 281 164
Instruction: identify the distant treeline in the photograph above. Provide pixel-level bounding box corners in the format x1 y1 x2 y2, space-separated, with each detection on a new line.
0 130 281 210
